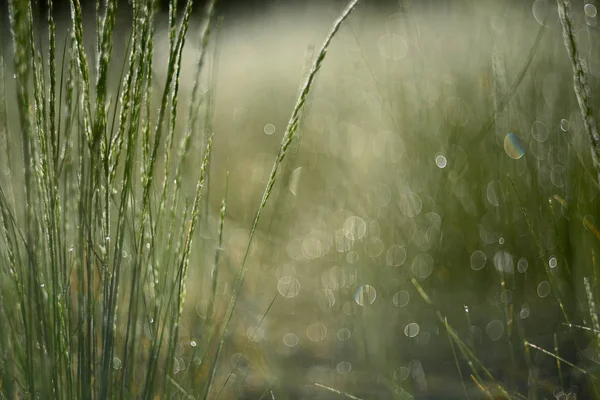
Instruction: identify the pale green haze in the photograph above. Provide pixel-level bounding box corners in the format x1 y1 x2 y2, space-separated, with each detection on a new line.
1 0 600 398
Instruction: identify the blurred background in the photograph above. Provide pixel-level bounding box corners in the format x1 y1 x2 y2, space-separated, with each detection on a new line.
2 0 600 398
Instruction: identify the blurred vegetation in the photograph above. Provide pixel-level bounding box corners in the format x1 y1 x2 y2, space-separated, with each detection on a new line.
1 0 600 399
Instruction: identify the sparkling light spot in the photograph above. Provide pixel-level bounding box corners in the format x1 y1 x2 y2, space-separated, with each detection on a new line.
531 120 549 142
378 33 409 60
393 290 410 307
504 133 525 159
386 245 407 267
517 258 529 273
404 322 420 338
585 3 598 17
277 276 301 298
263 123 276 135
486 320 504 341
537 281 551 298
470 250 487 271
393 367 410 382
283 333 299 347
337 328 352 341
354 285 377 306
336 361 352 374
306 323 327 341
435 154 447 168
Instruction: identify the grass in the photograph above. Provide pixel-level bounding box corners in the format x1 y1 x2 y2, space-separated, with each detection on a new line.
1 0 600 399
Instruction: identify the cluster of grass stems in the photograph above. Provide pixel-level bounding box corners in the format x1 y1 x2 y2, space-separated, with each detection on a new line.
1 0 600 398
0 0 357 397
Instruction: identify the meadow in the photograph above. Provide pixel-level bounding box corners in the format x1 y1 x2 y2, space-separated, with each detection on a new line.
1 0 600 398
